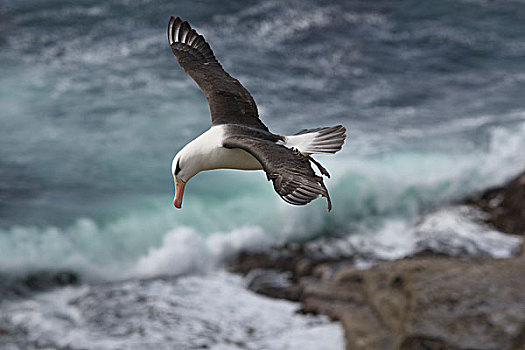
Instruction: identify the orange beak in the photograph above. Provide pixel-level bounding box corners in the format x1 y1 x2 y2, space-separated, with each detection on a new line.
173 178 186 209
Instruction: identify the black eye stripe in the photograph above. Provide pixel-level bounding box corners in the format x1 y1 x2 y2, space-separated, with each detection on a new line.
175 159 181 175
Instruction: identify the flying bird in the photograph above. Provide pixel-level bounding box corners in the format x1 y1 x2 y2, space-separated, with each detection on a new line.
168 17 347 211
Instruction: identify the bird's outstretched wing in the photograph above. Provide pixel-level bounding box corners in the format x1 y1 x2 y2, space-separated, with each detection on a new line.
168 17 269 131
223 136 332 211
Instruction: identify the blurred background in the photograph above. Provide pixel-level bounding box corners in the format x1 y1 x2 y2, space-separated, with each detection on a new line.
1 0 524 348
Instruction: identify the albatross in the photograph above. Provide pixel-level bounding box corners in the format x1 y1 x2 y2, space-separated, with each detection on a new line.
168 17 347 211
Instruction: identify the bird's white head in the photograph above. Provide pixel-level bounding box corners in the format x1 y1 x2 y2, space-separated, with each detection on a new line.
171 147 202 209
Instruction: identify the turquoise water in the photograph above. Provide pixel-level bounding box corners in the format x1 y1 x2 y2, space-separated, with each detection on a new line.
1 0 525 280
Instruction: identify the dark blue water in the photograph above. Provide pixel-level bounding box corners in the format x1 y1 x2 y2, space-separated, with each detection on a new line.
1 0 525 279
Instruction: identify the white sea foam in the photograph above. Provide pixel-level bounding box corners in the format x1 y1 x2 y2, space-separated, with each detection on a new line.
213 0 335 45
134 227 212 277
0 272 344 350
309 206 522 267
134 225 273 278
414 206 522 258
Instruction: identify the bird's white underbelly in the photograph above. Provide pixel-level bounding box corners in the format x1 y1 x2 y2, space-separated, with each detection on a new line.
207 147 263 171
185 125 263 172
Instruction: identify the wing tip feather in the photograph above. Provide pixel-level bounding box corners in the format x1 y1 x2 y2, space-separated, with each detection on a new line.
168 16 183 45
167 16 218 64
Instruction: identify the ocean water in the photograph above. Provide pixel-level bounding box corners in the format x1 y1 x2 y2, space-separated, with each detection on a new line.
1 0 525 348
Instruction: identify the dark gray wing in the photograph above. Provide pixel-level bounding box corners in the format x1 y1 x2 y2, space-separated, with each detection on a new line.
168 17 269 131
223 136 332 211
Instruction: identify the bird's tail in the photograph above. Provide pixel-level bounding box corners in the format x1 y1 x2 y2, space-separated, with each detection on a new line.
285 125 347 155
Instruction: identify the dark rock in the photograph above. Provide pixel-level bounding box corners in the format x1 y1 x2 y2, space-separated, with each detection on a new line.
244 269 301 301
0 270 80 299
229 246 348 280
468 171 525 236
229 250 296 275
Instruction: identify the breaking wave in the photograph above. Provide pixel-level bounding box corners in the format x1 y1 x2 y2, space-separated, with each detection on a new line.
0 120 523 282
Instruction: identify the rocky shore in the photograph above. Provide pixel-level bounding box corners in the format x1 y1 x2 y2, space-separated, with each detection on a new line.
229 171 525 350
